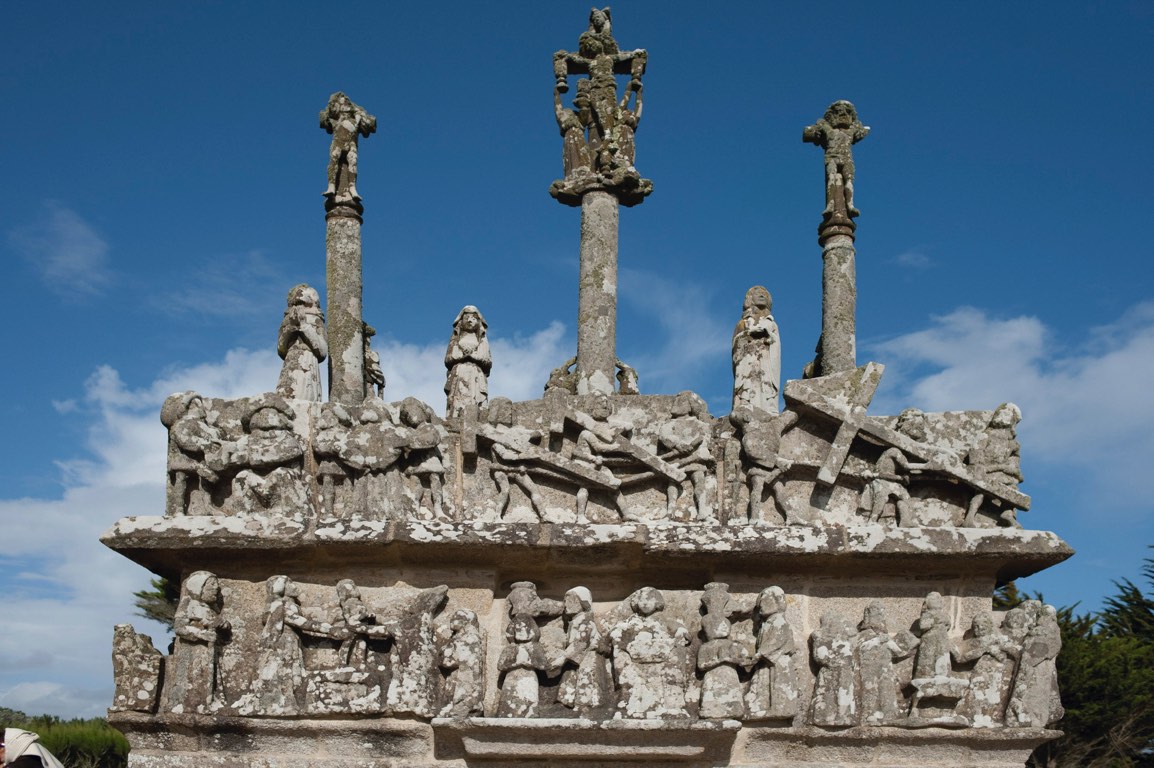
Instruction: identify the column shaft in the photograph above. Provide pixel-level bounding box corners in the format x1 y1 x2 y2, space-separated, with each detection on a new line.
326 212 365 405
575 190 619 395
819 233 856 375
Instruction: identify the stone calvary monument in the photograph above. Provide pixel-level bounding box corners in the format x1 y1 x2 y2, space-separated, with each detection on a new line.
103 10 1070 767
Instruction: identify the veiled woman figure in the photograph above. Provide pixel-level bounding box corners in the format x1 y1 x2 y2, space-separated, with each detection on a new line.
552 586 611 716
1006 604 1064 727
953 613 1018 727
444 305 492 417
732 286 781 416
745 586 799 719
276 284 328 401
809 613 857 726
165 571 230 714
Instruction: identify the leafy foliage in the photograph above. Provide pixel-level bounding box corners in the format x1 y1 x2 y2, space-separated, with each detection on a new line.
1027 547 1154 767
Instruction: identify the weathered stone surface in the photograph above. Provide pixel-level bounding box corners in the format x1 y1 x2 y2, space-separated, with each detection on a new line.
107 15 1068 766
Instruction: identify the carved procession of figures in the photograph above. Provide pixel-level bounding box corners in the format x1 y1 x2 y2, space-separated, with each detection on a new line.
114 576 1060 731
163 282 1028 529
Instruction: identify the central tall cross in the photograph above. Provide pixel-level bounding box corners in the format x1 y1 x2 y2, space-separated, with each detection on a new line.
551 8 651 395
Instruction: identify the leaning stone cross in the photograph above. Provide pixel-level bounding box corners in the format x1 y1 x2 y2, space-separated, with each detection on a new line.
784 363 884 486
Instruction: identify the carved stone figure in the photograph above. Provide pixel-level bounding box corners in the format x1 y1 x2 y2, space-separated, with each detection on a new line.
398 398 446 520
544 357 578 395
439 609 484 717
506 581 564 624
483 398 548 519
246 575 343 716
555 80 593 179
855 603 917 725
909 592 969 720
953 613 1019 727
551 587 611 716
165 571 230 714
276 284 327 402
161 392 223 516
731 409 799 525
609 587 691 720
658 392 715 522
697 614 751 720
386 585 449 717
320 92 377 202
444 305 492 418
111 625 163 713
231 399 308 516
732 286 782 416
333 579 391 674
809 613 857 726
497 615 549 718
745 586 799 720
964 403 1024 528
314 403 354 517
571 396 630 521
803 100 870 217
863 446 927 527
346 401 405 518
616 359 639 395
1006 604 1064 728
363 323 385 399
550 7 651 205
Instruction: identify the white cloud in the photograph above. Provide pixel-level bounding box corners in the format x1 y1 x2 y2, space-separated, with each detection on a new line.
870 303 1154 509
619 268 729 393
8 202 113 297
0 325 567 718
892 250 932 269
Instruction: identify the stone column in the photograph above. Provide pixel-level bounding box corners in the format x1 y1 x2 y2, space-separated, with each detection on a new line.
818 227 856 375
576 190 619 395
326 203 365 405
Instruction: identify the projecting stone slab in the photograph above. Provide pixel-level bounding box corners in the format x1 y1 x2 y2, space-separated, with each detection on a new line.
432 717 740 762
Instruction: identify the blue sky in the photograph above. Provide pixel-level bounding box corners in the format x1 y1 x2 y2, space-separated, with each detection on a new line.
3 2 1153 717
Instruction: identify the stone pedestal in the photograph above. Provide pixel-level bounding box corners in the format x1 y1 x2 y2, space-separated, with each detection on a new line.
325 203 365 405
575 190 620 396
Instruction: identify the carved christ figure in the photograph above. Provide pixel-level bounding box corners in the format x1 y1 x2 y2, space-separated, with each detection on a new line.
803 100 869 217
320 92 377 202
552 8 646 174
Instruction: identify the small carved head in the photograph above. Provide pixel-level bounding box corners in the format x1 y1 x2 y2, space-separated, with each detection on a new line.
971 613 994 637
859 602 888 632
287 284 320 309
991 402 1022 430
400 397 432 428
450 609 477 633
486 397 515 427
185 571 220 603
327 91 354 116
453 305 487 336
564 586 593 615
589 7 612 32
631 586 664 617
896 408 928 442
824 100 858 128
743 285 773 315
508 615 540 643
335 579 361 603
756 586 786 617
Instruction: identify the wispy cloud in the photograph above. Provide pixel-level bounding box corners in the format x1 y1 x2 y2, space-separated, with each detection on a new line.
8 202 113 298
620 268 729 395
870 303 1154 510
149 250 291 319
892 249 932 269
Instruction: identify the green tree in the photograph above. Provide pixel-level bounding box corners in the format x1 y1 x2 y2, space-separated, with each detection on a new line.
131 576 179 631
1028 548 1154 767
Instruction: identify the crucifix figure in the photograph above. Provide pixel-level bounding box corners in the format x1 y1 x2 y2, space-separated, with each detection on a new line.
803 100 869 218
320 92 377 203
